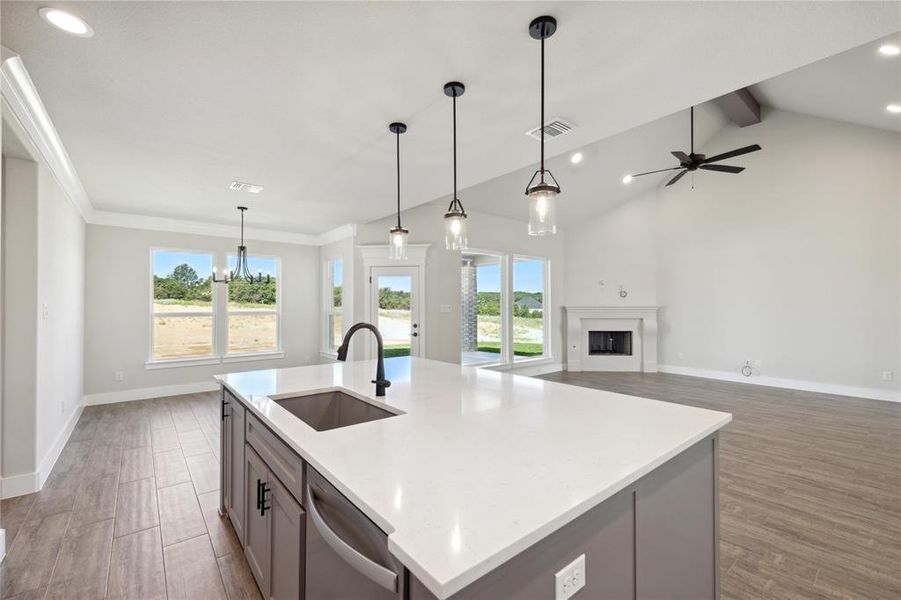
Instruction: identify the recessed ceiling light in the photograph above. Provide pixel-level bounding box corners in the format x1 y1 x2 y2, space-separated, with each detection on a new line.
878 44 900 56
570 152 583 165
622 175 633 185
886 104 901 114
38 7 93 37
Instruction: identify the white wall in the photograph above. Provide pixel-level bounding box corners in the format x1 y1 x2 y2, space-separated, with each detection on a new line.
36 162 85 471
83 225 321 397
354 201 566 366
564 191 658 307
1 153 85 489
2 157 39 479
564 109 901 398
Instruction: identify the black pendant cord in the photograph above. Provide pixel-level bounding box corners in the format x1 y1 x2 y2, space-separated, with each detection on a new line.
453 93 458 202
690 106 694 155
395 130 402 229
539 35 545 182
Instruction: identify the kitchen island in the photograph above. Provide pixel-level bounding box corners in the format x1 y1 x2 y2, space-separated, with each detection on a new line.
217 357 731 599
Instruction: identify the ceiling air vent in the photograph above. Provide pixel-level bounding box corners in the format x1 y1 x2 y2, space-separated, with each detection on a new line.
525 118 574 141
229 181 263 194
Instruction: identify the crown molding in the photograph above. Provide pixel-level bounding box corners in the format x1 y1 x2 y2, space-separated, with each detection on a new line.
1 47 357 247
1 48 92 219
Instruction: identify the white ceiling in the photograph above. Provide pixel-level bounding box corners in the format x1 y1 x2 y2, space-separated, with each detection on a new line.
1 2 898 235
753 33 901 133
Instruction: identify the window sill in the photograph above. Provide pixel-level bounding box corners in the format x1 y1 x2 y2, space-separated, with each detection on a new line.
145 356 221 370
482 356 555 371
146 351 286 370
222 351 285 364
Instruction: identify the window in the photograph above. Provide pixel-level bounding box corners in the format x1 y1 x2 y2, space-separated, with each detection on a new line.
151 250 214 361
460 252 550 366
512 256 548 361
227 255 279 355
324 258 344 351
150 249 282 366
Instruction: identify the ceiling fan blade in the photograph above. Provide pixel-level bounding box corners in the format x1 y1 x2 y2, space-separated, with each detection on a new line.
702 144 761 164
671 151 690 163
665 170 687 186
631 166 682 178
699 164 745 174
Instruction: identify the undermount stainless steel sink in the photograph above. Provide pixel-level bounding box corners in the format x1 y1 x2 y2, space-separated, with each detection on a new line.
273 390 397 432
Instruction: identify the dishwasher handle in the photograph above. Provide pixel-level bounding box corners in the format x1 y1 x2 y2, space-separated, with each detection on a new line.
306 483 398 593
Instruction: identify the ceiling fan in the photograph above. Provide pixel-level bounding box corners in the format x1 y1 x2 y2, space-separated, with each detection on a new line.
625 106 762 187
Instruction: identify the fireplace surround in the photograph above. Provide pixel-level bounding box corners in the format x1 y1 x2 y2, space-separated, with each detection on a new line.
564 306 658 372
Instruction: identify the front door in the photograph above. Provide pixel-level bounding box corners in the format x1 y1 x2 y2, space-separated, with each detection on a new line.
369 266 420 358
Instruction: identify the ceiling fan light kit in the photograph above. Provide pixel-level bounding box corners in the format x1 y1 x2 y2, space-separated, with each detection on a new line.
444 81 468 251
388 121 410 260
625 106 762 188
213 206 271 285
525 15 561 236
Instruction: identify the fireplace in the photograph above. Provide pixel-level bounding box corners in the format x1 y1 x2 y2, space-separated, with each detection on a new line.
563 306 658 372
589 331 632 356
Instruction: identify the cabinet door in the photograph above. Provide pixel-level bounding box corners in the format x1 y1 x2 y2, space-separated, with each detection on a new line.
245 445 271 597
227 399 246 543
269 476 305 600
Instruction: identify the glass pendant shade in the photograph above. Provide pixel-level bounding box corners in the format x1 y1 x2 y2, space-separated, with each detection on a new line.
527 183 558 236
444 204 468 250
389 226 409 260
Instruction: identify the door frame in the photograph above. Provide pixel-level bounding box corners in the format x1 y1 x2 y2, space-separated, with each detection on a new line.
369 266 422 358
359 244 429 360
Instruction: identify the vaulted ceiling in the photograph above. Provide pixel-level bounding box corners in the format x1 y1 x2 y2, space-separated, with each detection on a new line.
2 2 898 235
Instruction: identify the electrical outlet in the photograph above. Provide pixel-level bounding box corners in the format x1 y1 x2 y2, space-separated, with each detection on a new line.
677 352 684 360
42 303 49 319
881 370 894 382
114 371 124 382
555 554 586 600
753 359 762 368
60 400 66 415
440 304 453 313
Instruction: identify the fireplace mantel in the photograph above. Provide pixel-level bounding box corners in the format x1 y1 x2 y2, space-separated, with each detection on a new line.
564 306 659 372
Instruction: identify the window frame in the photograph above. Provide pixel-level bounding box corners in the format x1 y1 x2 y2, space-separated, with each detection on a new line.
321 256 345 355
225 253 282 358
147 247 285 369
460 251 552 368
511 254 551 363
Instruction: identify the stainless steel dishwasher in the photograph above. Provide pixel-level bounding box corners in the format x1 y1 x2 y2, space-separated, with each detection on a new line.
305 466 406 599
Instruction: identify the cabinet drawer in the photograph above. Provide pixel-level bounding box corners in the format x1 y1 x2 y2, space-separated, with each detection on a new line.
246 413 304 504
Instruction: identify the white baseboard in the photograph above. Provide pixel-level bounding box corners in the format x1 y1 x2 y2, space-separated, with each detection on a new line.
1 404 84 499
83 380 219 406
0 529 5 563
0 471 40 500
658 364 901 404
37 405 84 489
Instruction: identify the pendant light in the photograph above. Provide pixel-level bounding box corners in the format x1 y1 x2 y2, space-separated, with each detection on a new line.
525 16 561 236
212 206 270 284
388 122 409 260
443 81 468 250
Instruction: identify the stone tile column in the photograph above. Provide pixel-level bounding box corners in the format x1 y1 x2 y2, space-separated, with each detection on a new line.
461 259 478 352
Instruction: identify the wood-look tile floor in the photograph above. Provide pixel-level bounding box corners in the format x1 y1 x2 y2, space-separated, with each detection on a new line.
1 392 261 600
538 371 901 600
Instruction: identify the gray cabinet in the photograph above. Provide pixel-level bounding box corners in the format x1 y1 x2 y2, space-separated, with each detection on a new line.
221 389 246 544
244 444 306 600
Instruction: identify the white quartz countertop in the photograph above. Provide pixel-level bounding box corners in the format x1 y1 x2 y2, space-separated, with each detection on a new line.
216 357 731 599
